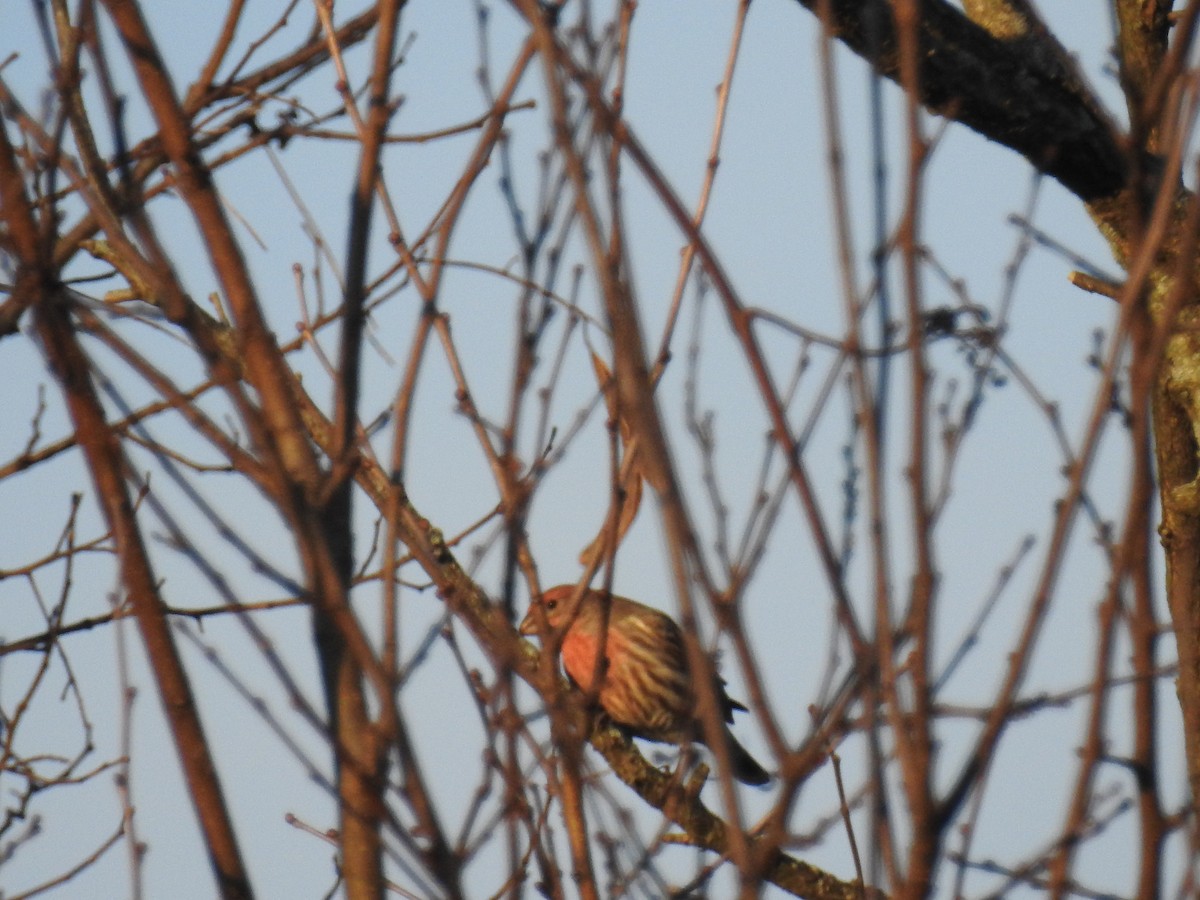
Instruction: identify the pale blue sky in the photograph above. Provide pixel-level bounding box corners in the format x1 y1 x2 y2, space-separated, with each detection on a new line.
0 2 1185 897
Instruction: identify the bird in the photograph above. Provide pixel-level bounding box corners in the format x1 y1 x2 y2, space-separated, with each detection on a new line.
519 584 771 786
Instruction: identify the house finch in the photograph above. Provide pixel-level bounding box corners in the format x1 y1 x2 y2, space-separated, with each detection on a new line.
519 585 770 786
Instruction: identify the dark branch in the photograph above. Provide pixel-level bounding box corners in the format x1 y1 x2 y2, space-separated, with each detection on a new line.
795 0 1129 201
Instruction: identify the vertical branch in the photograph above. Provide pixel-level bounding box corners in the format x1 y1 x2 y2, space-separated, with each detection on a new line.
814 0 894 885
893 0 938 895
1128 429 1165 900
316 3 406 897
1111 0 1174 146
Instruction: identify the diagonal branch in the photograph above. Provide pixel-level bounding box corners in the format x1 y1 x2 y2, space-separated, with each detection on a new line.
34 290 255 900
796 0 1127 201
287 369 879 899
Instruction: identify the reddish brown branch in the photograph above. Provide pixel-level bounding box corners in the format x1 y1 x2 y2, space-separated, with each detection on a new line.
34 291 254 899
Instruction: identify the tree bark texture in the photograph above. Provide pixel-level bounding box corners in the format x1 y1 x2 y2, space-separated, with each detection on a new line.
791 0 1200 814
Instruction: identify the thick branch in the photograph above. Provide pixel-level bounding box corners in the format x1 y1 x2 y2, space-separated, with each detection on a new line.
590 726 882 899
795 0 1127 201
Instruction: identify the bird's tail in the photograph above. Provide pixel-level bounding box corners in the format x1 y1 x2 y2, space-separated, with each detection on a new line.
724 731 770 786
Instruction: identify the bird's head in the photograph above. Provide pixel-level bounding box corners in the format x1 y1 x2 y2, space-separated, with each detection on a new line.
518 585 592 636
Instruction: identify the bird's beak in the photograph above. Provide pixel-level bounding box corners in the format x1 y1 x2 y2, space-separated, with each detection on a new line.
518 608 539 636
